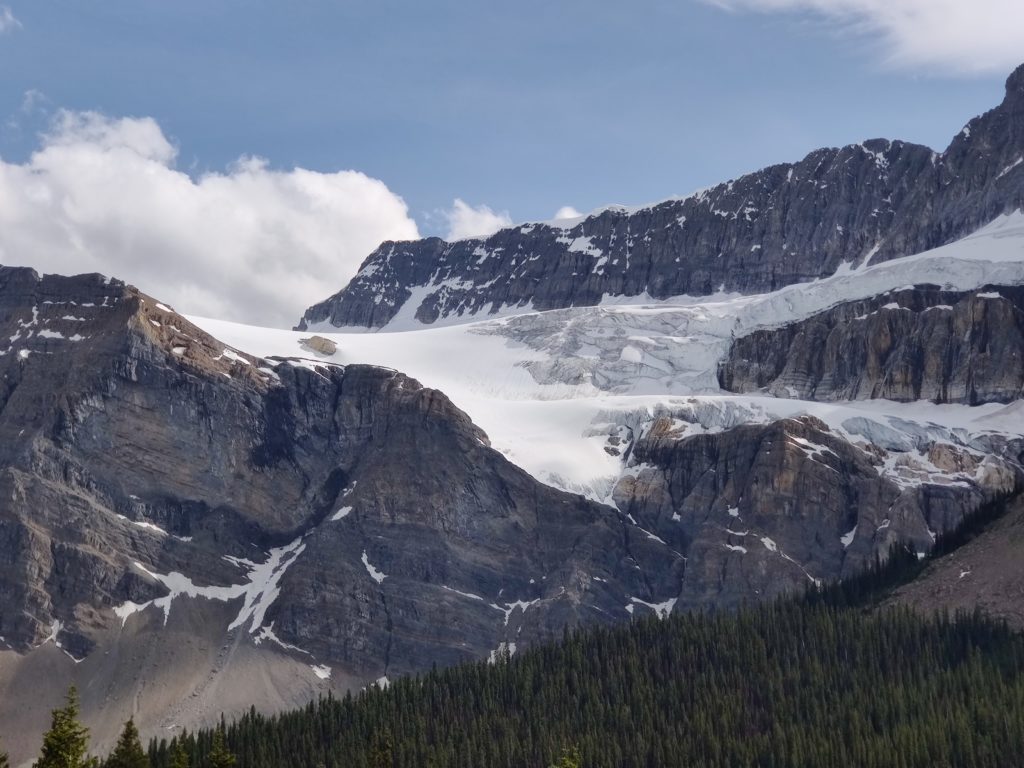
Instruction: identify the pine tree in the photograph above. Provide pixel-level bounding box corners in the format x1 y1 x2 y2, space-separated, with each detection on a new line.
34 686 96 768
1 738 9 768
549 746 582 768
203 731 234 768
106 720 148 768
370 730 393 768
168 741 188 768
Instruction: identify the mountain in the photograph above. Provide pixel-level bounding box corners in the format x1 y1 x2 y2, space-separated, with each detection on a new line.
8 263 1012 762
0 267 686 760
297 63 1024 333
3 64 1024 766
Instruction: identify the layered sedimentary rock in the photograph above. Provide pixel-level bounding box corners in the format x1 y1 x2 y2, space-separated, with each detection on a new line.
719 285 1024 404
0 267 681 668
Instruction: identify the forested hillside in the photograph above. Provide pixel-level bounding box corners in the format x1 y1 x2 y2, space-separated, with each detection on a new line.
141 604 1024 768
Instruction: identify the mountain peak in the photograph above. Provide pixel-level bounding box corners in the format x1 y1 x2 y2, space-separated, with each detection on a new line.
300 62 1024 332
1006 62 1024 105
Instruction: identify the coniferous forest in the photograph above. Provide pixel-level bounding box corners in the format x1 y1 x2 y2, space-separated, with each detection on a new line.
138 604 1024 768
14 493 1023 768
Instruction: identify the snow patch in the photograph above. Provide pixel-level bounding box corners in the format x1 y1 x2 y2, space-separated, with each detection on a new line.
311 664 332 680
113 537 306 633
488 642 518 663
626 597 676 619
442 586 486 602
362 551 387 584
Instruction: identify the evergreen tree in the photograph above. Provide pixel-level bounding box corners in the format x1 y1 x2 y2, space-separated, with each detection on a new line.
1 739 9 768
203 731 234 768
370 730 393 768
34 687 96 768
106 720 148 768
168 741 188 768
549 746 582 768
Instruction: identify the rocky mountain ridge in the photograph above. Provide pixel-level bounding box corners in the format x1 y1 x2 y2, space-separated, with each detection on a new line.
299 64 1024 331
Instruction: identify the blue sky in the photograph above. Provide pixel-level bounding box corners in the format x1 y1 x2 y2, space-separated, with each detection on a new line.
1 1 1013 227
0 1 1020 324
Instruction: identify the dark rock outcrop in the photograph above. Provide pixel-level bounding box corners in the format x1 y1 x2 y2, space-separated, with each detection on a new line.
299 64 1024 330
719 285 1024 404
609 412 1021 609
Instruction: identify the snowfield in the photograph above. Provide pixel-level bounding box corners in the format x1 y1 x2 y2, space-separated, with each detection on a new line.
192 212 1024 502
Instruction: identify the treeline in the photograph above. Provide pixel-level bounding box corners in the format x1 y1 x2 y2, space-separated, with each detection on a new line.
13 490 1021 768
13 688 237 768
139 604 1024 768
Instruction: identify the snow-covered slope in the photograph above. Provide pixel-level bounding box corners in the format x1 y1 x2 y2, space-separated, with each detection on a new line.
193 212 1024 501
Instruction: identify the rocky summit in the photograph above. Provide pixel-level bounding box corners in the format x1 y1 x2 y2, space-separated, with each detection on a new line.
298 64 1024 332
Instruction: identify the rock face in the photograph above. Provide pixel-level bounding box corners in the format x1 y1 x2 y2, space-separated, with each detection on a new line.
0 267 676 664
719 285 1024 404
299 64 1024 331
607 407 1022 605
299 335 337 355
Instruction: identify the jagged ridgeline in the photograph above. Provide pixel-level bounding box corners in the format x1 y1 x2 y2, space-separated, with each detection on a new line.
299 64 1024 331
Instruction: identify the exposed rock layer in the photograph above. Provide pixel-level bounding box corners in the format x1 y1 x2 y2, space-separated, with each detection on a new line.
719 285 1024 404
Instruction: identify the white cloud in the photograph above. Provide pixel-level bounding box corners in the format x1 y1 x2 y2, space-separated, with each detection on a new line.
0 6 20 34
443 198 513 240
0 110 419 327
553 206 583 220
708 0 1024 75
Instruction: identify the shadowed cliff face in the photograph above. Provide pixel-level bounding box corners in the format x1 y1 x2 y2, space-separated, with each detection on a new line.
719 285 1024 404
299 64 1024 331
0 267 673 664
611 412 1022 606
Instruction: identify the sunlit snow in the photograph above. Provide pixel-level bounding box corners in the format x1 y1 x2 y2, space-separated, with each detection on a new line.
190 213 1024 503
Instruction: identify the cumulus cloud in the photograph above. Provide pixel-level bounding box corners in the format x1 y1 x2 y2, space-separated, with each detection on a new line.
443 198 513 240
0 6 20 34
707 0 1024 75
0 110 419 326
552 206 583 220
